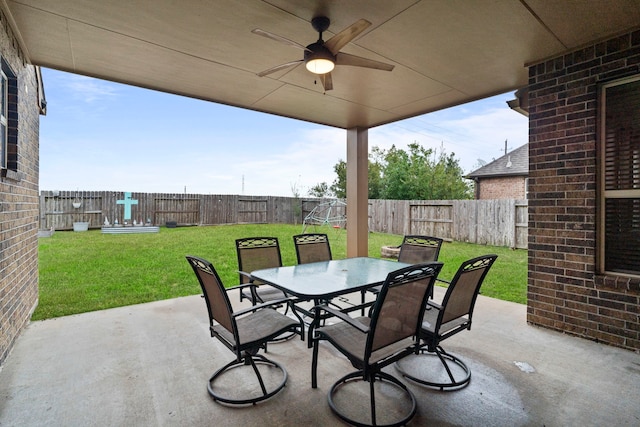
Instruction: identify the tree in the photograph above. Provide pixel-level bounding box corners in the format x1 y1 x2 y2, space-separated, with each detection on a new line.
330 160 347 198
367 156 382 199
379 143 472 200
329 157 384 199
308 182 331 198
290 181 302 224
330 142 472 200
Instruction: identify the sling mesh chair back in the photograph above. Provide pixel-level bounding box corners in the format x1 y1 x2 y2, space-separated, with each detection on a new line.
369 235 444 300
186 255 303 405
293 233 332 264
395 254 498 391
397 235 444 264
236 237 287 304
311 262 443 427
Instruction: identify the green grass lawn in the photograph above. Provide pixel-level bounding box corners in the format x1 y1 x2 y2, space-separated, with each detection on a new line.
35 224 527 320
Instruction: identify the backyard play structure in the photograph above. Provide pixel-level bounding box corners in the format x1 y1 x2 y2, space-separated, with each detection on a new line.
302 200 346 233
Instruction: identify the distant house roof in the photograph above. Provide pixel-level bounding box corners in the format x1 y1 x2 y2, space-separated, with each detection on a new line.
466 143 529 179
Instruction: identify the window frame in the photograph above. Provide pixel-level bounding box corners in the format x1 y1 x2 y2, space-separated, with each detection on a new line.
0 66 6 170
597 73 640 278
0 57 18 179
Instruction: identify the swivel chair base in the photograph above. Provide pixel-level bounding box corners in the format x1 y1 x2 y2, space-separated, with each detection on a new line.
328 370 417 427
208 353 288 405
395 346 471 391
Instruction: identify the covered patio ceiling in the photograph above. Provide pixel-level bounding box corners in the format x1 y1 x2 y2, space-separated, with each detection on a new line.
4 0 640 129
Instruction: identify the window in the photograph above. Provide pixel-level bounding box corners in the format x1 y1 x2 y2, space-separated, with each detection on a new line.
598 75 640 277
0 58 18 177
0 66 6 169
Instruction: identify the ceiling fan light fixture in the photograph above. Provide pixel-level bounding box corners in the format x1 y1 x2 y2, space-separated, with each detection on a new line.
306 57 334 74
304 43 335 74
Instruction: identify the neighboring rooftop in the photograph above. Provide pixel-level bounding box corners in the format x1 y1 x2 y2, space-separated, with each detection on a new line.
466 143 528 178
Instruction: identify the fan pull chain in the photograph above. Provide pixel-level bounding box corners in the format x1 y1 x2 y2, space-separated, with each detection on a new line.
313 79 326 94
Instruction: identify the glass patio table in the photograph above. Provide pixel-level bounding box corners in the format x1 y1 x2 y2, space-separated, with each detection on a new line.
250 257 410 301
251 257 411 341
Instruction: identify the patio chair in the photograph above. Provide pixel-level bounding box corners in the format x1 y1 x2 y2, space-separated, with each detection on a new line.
236 237 288 305
395 254 498 391
293 233 343 314
368 235 445 302
293 233 332 264
311 262 443 427
397 235 444 264
186 255 303 405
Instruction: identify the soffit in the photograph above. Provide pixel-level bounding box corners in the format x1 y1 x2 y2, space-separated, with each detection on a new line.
4 0 639 129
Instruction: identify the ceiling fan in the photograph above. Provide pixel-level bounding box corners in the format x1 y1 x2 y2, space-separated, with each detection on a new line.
252 16 394 91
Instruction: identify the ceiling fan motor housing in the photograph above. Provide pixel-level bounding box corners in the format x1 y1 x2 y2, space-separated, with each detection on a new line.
304 42 335 63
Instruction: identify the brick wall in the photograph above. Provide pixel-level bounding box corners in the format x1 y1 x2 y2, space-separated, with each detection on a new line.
527 29 640 350
0 11 40 366
477 176 526 199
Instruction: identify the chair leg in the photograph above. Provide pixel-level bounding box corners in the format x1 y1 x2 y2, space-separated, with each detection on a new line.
247 354 269 397
207 353 288 405
435 346 458 384
311 337 319 388
369 376 377 426
290 304 306 341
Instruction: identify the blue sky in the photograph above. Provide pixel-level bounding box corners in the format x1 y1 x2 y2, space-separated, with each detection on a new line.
39 68 528 197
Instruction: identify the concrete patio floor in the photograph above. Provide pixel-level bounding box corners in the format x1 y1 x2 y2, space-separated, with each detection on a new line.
1 287 639 426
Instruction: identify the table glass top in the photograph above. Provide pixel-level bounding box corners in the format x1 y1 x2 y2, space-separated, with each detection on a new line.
251 257 410 299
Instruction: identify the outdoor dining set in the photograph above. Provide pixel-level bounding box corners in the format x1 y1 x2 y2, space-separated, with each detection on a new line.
186 234 497 427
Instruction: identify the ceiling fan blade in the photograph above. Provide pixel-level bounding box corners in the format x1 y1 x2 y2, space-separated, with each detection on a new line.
256 60 303 77
320 72 333 91
335 52 394 71
324 19 371 55
252 28 311 52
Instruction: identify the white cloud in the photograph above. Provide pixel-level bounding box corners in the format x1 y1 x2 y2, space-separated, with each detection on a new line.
63 75 120 104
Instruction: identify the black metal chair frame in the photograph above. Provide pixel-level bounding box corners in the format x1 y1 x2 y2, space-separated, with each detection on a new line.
395 254 498 391
311 262 443 427
186 255 304 405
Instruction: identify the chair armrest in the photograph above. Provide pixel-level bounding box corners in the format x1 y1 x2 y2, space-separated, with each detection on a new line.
426 300 443 311
314 304 370 334
233 296 297 317
237 270 254 282
225 282 259 293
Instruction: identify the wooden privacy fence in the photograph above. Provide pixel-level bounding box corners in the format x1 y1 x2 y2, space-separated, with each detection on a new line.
39 191 317 230
367 199 528 249
39 191 527 249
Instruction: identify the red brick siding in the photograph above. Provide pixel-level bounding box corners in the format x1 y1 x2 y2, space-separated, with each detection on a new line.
476 176 526 199
527 29 640 351
0 10 40 366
